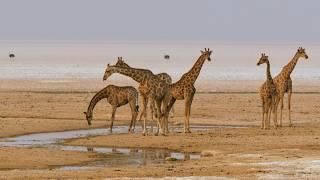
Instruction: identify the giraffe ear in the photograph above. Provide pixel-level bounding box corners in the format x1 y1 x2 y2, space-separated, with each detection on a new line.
107 63 110 67
201 50 204 54
83 112 87 115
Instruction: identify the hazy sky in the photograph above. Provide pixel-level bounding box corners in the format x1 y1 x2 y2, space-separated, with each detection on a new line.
0 0 319 42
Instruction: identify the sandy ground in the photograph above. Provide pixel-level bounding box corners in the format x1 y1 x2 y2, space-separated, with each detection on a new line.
0 147 99 170
0 79 319 179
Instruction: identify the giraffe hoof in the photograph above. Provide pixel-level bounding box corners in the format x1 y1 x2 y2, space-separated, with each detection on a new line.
142 132 146 136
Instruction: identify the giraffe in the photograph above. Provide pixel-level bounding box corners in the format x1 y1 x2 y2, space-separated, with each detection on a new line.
257 53 278 129
83 84 139 133
114 57 175 121
103 64 171 136
162 48 212 133
273 47 309 127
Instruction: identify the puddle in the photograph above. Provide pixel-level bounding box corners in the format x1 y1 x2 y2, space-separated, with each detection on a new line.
58 146 200 170
0 125 241 147
0 127 126 147
0 125 231 170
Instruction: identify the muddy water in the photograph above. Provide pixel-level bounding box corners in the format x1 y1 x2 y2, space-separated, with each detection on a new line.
0 125 233 170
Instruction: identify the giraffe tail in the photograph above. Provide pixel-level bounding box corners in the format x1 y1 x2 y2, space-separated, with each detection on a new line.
135 93 139 112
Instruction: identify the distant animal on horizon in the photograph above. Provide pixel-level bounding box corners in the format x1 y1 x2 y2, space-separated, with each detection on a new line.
257 53 278 129
83 85 139 133
9 53 15 59
162 48 212 134
114 57 175 122
273 47 309 127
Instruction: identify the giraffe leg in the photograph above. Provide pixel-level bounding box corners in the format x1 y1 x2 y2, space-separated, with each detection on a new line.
164 97 176 133
263 110 267 130
155 99 165 136
279 97 284 127
268 104 272 129
266 100 271 130
261 101 265 129
161 93 172 134
141 96 148 136
133 106 138 131
150 99 155 133
138 95 146 121
184 92 195 133
274 97 279 127
188 92 195 132
288 89 293 127
272 97 278 129
128 99 138 132
185 103 192 133
170 104 175 118
110 107 117 133
138 109 144 121
263 99 269 130
151 100 157 118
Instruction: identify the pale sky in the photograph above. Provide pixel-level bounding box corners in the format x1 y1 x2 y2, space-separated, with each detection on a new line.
0 0 319 42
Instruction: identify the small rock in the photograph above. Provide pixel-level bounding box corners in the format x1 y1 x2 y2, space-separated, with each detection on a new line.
200 150 218 157
165 157 178 161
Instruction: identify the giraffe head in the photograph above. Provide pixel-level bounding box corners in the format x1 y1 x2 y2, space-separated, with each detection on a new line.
257 53 269 66
83 111 92 125
200 48 212 61
115 57 130 68
103 64 113 81
296 47 309 59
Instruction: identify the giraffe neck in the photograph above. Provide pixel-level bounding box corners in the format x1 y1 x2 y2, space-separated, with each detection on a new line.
86 88 109 118
181 54 207 84
108 66 152 83
265 60 273 81
281 52 300 78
